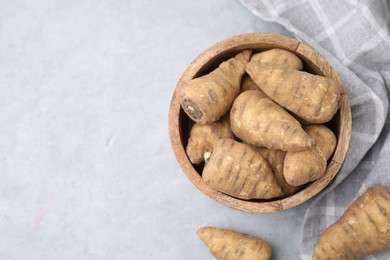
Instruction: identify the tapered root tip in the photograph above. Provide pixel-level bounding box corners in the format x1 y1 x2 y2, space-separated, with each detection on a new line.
196 227 209 241
241 49 253 60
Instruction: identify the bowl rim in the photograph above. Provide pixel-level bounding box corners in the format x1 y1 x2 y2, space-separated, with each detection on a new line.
168 33 352 213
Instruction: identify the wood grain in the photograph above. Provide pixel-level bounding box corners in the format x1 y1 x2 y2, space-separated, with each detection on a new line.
168 33 352 213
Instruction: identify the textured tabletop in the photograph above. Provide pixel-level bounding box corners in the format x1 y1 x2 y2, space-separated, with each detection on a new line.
0 1 307 259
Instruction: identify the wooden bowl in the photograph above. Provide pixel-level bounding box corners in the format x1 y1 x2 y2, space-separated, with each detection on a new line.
168 33 351 213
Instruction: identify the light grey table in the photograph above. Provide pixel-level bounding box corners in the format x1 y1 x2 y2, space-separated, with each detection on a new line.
0 0 308 259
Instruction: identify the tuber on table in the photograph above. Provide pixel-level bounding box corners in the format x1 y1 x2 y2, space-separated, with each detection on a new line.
283 125 336 186
202 138 282 200
230 90 315 152
197 226 272 260
251 48 303 70
180 50 251 124
246 61 340 123
313 186 390 260
186 116 234 164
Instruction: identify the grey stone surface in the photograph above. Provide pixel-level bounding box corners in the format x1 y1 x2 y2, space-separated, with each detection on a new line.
0 0 304 259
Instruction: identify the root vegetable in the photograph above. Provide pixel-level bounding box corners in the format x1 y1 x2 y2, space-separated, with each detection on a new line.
180 50 252 123
230 90 315 152
202 138 282 200
305 125 337 160
246 61 340 123
256 148 301 196
313 186 390 260
197 227 272 260
283 125 336 186
186 116 234 164
251 48 303 70
283 145 326 187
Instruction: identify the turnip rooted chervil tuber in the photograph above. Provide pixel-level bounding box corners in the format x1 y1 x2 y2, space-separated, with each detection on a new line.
246 61 340 123
230 90 315 152
186 116 234 164
255 147 301 196
197 227 272 260
313 186 390 260
180 50 251 124
250 48 303 70
202 138 282 200
283 125 336 186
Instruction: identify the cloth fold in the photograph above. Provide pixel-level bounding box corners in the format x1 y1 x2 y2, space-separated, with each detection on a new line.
238 0 390 259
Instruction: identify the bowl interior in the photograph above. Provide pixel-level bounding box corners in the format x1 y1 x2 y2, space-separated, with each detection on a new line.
170 33 351 213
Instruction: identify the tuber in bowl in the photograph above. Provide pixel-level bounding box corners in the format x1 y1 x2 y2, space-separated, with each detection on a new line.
168 33 351 213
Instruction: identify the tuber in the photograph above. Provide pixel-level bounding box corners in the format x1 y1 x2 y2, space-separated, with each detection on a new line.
202 138 282 200
197 226 272 260
305 125 337 160
186 116 234 164
251 48 303 70
313 186 390 260
246 61 340 123
230 90 315 152
256 148 301 196
180 50 251 123
283 125 336 186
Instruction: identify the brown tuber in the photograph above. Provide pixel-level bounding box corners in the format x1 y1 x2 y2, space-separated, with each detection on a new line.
230 90 315 152
256 148 301 196
202 138 282 200
180 50 252 123
283 125 336 186
246 61 340 123
186 116 234 164
313 186 390 260
251 48 304 70
305 125 337 160
197 226 272 260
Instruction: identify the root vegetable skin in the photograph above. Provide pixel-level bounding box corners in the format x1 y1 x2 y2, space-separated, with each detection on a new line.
202 138 282 200
313 186 390 260
186 117 234 164
305 125 337 160
256 148 301 196
283 146 327 186
283 125 335 186
246 61 340 123
180 50 252 123
230 90 315 152
197 227 272 260
251 48 303 70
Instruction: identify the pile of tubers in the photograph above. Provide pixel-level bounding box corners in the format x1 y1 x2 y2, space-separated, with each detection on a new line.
180 48 340 200
179 48 390 259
